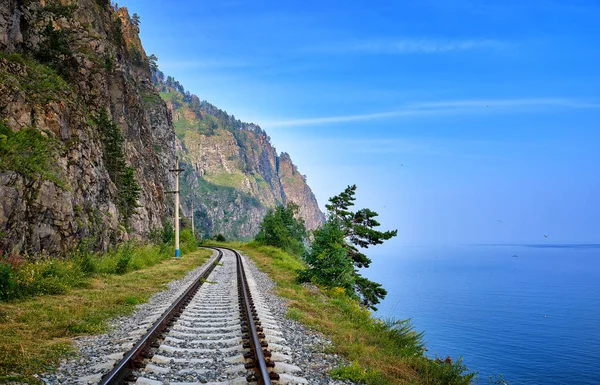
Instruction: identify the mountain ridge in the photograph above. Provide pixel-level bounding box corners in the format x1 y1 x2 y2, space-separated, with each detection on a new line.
0 0 323 254
153 70 324 239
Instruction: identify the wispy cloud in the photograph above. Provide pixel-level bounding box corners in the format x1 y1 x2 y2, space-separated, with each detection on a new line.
312 38 509 55
159 58 255 70
262 98 600 128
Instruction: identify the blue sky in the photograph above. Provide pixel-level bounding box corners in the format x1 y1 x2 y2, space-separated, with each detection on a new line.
120 0 600 245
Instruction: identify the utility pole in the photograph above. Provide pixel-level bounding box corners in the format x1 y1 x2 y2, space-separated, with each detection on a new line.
169 156 184 258
191 202 195 238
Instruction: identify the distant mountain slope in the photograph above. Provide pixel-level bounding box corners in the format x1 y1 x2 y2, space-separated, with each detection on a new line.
154 74 325 239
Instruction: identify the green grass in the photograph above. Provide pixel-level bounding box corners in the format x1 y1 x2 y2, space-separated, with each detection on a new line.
141 90 163 106
0 52 71 105
173 115 196 138
0 119 66 190
204 241 475 385
0 248 212 384
204 172 247 189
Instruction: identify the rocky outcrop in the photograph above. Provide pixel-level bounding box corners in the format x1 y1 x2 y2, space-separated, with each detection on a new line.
0 1 176 255
157 80 325 240
0 0 323 254
277 153 324 231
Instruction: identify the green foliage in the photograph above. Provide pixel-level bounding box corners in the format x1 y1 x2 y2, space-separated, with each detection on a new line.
73 240 95 275
414 357 475 385
0 253 88 301
95 0 111 9
298 185 397 310
0 120 64 187
0 52 70 105
179 228 198 254
331 361 386 384
0 262 17 301
111 17 124 46
93 243 171 274
354 276 388 312
159 219 175 245
115 242 133 274
93 109 123 180
34 22 76 79
326 185 397 269
214 234 227 242
131 13 141 26
130 47 143 66
297 219 354 289
92 109 141 228
104 56 114 71
40 2 78 19
381 318 426 356
254 203 307 256
148 54 159 72
118 167 141 222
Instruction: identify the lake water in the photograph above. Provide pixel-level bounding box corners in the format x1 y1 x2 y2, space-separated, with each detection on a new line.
365 244 600 385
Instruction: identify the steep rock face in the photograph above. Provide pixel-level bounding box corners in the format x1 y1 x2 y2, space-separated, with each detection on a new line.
0 0 324 253
157 79 325 240
277 153 324 231
0 1 175 255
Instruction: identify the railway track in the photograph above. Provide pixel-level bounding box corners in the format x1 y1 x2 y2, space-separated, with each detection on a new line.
99 247 306 385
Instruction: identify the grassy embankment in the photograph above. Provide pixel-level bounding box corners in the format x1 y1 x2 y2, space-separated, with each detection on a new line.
206 240 475 385
0 236 211 384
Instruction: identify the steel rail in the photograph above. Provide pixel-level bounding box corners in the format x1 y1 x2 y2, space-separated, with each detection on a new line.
231 247 274 385
99 247 223 385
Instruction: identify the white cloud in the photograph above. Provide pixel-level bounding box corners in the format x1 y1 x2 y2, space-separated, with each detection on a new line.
159 58 253 70
261 98 600 128
313 38 509 55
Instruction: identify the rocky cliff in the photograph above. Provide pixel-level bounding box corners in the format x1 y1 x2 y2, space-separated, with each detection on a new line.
0 0 324 255
0 0 176 255
155 77 325 240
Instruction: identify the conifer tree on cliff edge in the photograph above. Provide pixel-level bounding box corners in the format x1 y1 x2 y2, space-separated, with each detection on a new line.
298 185 397 310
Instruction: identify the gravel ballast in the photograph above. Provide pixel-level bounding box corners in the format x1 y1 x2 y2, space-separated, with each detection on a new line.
41 248 355 385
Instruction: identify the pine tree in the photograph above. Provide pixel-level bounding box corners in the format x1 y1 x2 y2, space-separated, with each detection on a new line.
119 167 141 223
299 185 397 310
131 13 140 26
93 109 141 229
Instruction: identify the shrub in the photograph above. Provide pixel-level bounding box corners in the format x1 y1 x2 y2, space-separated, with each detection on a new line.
115 243 133 274
331 361 386 384
413 356 475 385
34 21 77 78
180 228 197 254
162 221 175 245
72 240 95 274
0 262 16 301
0 241 175 302
254 203 306 256
0 119 64 187
214 234 226 242
41 2 78 19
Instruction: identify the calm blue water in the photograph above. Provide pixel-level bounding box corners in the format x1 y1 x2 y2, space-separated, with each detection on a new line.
366 244 600 385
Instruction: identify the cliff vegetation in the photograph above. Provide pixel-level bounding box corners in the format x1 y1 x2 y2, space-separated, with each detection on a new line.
0 0 177 256
153 70 325 240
